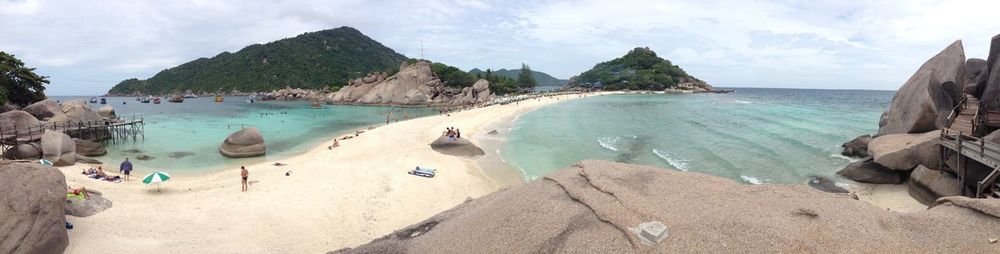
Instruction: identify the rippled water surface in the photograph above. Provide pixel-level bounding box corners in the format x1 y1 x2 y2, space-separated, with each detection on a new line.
501 88 894 184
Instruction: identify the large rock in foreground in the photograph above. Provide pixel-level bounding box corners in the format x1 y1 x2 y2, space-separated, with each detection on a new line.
836 157 908 184
868 130 939 171
0 110 42 130
41 130 77 166
219 128 266 158
332 160 1000 253
429 136 485 157
878 41 965 135
1 143 41 160
0 162 70 254
908 165 961 206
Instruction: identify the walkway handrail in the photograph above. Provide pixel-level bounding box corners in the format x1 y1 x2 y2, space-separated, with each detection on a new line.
946 95 968 127
940 129 1000 197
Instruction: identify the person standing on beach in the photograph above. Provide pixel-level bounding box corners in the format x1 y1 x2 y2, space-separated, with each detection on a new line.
119 158 133 181
240 166 249 192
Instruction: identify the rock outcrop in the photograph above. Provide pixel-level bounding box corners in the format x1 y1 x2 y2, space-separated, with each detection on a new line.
429 136 485 157
0 102 19 113
878 41 965 135
0 110 42 130
965 58 987 95
840 134 871 158
836 157 908 184
21 99 59 120
219 128 266 158
867 130 939 171
327 61 493 106
908 165 961 205
978 34 1000 104
41 130 77 166
98 105 116 120
74 138 107 157
0 162 70 254
65 193 112 217
333 160 1000 253
1 143 41 160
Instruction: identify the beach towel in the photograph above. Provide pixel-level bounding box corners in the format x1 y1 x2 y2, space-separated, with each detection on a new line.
67 192 86 200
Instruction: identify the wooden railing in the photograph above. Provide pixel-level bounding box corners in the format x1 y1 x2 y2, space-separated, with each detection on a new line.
946 95 968 127
939 129 1000 197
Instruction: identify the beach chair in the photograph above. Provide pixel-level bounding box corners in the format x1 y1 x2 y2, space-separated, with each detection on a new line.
408 167 436 178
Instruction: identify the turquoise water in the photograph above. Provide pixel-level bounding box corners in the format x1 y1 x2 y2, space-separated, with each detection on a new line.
501 88 894 184
52 96 436 173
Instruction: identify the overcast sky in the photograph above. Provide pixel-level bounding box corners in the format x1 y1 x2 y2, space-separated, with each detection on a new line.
2 0 999 95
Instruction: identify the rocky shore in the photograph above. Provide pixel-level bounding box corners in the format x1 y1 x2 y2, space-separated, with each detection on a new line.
325 61 494 106
835 34 1000 205
333 160 1000 253
0 99 117 166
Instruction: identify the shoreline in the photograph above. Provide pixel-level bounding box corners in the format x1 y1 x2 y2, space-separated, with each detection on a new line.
54 90 925 253
57 92 600 253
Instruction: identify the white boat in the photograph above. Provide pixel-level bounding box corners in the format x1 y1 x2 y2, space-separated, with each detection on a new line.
247 94 256 104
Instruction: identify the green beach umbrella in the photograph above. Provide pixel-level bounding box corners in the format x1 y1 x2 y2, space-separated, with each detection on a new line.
143 172 170 191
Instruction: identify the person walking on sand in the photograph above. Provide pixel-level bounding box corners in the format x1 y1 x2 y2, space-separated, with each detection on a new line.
240 166 249 192
119 158 133 181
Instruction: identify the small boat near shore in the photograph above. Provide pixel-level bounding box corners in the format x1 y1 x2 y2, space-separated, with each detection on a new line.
88 97 98 103
153 97 161 104
140 96 151 103
99 98 107 104
215 95 224 103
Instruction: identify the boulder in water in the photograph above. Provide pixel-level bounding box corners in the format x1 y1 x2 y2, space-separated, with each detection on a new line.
75 155 103 165
840 134 871 158
0 161 70 254
429 135 485 157
908 165 961 205
74 138 106 157
807 175 849 193
40 130 76 166
220 127 266 158
135 154 155 161
878 41 965 135
836 157 908 184
867 130 940 171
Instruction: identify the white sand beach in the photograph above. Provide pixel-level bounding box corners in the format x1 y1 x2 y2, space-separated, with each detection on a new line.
56 91 923 253
58 92 599 253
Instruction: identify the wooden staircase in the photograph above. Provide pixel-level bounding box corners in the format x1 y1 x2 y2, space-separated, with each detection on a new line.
948 95 978 135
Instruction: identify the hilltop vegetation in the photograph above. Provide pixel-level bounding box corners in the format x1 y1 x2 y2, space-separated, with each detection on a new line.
108 26 407 95
573 47 693 90
469 68 567 86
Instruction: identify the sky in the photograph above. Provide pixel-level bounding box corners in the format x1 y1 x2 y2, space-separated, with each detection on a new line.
2 0 1000 95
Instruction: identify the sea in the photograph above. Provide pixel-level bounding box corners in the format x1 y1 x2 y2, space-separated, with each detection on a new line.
499 88 894 184
49 96 437 173
52 88 893 183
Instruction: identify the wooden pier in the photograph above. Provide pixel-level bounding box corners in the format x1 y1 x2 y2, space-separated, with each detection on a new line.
939 94 1000 198
0 115 144 155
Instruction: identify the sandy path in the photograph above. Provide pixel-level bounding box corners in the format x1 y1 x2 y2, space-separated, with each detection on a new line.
59 93 596 253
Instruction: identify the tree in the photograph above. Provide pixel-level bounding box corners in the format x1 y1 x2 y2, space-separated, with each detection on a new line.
517 63 537 91
0 51 48 107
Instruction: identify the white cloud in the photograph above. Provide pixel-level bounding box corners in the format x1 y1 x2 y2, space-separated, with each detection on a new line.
0 0 999 95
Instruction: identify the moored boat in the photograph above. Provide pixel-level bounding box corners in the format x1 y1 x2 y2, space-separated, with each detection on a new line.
100 98 107 104
153 97 161 104
88 97 98 103
215 95 224 103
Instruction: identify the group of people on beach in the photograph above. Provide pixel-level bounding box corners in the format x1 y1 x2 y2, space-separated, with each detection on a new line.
444 127 461 139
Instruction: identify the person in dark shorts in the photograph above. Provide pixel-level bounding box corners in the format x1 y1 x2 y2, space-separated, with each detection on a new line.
241 166 249 192
119 158 133 181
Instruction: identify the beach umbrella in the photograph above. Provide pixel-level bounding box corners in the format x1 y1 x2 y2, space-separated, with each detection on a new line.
142 172 170 191
38 159 53 166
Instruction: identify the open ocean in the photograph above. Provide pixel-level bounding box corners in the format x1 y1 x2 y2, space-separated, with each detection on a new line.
500 88 894 184
50 96 437 173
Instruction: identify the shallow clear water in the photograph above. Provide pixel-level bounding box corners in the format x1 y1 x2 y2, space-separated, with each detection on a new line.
51 96 436 173
501 88 894 184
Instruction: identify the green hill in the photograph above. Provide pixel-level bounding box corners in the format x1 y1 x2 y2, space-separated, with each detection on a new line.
108 26 408 95
468 68 567 87
573 47 695 90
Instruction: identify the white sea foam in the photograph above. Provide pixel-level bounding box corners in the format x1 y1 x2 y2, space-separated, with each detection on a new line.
597 137 620 151
652 149 689 171
740 175 764 185
830 154 859 163
734 100 752 104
